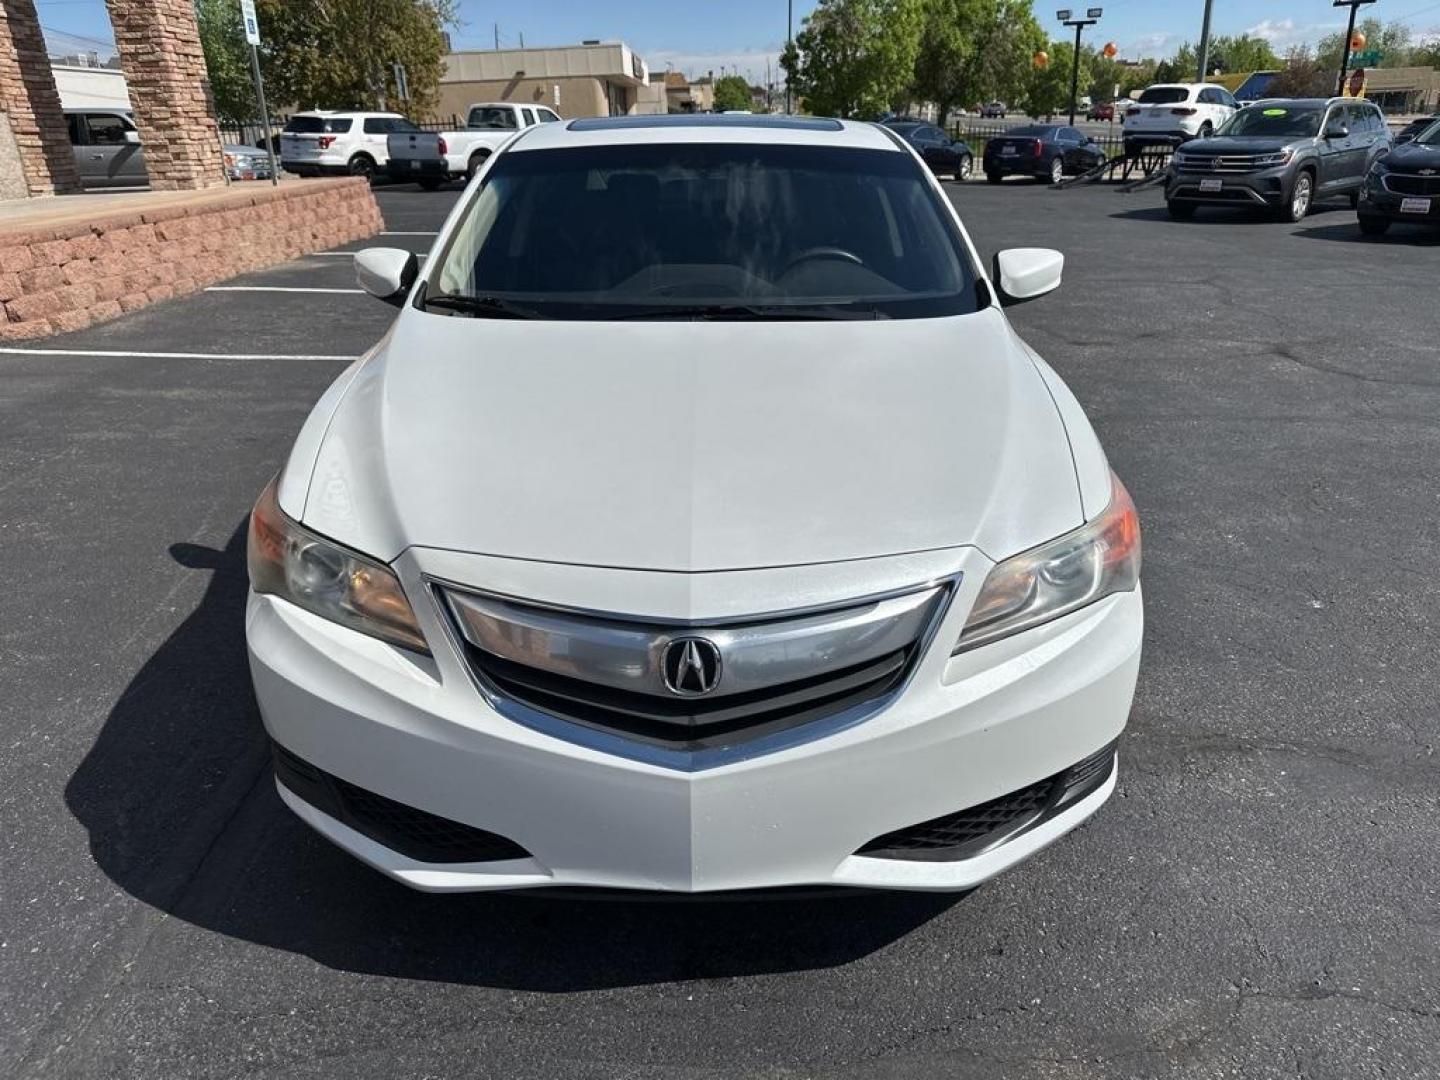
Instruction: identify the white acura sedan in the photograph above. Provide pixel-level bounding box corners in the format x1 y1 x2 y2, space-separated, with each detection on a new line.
246 114 1142 894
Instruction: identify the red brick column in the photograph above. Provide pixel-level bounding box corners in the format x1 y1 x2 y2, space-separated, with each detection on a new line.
104 0 226 190
0 0 84 195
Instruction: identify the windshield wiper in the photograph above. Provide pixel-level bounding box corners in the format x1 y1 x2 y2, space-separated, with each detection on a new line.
604 303 883 321
419 293 542 319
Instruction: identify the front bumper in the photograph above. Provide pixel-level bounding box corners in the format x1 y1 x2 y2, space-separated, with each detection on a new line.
1166 163 1292 206
1360 180 1440 221
247 546 1142 893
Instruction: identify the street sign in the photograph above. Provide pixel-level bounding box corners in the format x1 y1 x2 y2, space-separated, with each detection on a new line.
1350 49 1382 65
240 0 260 45
392 62 409 102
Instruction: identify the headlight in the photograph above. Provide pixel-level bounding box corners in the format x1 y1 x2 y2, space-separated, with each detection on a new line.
955 473 1140 653
1253 148 1294 167
247 478 429 652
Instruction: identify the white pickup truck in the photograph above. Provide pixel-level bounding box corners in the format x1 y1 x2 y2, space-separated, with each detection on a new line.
385 102 563 187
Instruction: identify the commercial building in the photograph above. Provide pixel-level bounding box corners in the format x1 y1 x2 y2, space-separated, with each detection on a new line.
1361 67 1440 115
437 42 652 121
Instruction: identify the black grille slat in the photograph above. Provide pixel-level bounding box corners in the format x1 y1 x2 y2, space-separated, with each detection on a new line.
273 742 530 864
1385 173 1440 196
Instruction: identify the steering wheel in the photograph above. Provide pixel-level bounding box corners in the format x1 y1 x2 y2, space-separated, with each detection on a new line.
780 247 865 276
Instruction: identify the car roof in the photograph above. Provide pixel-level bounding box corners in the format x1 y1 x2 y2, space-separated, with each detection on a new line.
290 110 402 118
1246 98 1353 108
510 113 899 152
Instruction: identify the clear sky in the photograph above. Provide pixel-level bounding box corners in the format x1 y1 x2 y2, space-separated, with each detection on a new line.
33 0 1440 86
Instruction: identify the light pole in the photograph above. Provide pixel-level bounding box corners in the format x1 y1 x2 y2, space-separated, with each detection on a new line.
1196 0 1214 81
1335 0 1379 96
1057 8 1101 127
784 0 793 114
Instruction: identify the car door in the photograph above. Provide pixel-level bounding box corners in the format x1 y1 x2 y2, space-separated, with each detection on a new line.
1057 127 1085 172
1343 105 1378 186
1317 105 1350 192
925 125 958 171
361 117 392 164
83 112 143 187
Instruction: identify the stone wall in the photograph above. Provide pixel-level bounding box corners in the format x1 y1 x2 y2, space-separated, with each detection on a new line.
0 112 30 200
0 178 382 340
0 0 83 195
105 0 226 190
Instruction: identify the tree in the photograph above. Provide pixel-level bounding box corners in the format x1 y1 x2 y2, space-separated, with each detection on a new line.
198 0 458 124
782 0 925 118
1317 17 1414 70
1207 33 1280 74
1021 39 1085 118
910 0 1044 123
713 74 752 112
1266 46 1334 99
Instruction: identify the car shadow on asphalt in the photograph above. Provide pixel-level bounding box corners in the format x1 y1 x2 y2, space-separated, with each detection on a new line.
1291 222 1440 245
64 523 961 991
1109 203 1353 224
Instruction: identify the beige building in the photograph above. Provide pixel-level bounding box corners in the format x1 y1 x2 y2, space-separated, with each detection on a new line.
437 42 652 121
1362 67 1440 115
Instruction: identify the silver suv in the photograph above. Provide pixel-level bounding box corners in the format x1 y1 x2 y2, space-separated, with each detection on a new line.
1165 98 1391 222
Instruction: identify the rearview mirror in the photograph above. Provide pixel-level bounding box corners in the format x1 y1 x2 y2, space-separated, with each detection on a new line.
993 248 1064 306
355 247 418 305
1325 122 1349 140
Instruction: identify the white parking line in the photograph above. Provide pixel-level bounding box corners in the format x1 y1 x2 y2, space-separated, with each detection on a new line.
204 286 364 293
0 347 358 360
381 231 438 236
306 251 428 258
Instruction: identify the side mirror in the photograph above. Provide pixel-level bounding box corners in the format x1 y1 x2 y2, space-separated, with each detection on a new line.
993 248 1064 306
1325 122 1349 140
124 129 141 145
355 247 418 305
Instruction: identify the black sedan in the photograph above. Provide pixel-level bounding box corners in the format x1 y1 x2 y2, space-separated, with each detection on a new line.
882 120 974 180
1358 125 1440 235
983 125 1107 184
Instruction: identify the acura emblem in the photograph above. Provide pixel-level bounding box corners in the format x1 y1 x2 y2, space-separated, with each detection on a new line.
661 637 722 696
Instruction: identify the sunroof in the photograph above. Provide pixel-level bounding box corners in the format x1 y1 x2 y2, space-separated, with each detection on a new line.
568 114 845 132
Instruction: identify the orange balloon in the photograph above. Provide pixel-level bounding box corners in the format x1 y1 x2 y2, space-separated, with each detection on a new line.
1102 41 1118 58
1350 30 1366 50
1033 50 1050 68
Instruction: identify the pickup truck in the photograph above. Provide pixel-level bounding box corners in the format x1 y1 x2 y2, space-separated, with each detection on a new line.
386 101 563 187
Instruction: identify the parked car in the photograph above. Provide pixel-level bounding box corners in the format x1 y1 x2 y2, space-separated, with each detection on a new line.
279 111 418 178
1166 98 1391 222
64 108 145 189
981 101 1007 119
882 119 974 179
983 124 1107 184
1087 101 1116 122
222 143 273 181
249 113 1142 897
386 102 562 186
1393 113 1440 144
1358 117 1440 235
1122 83 1237 154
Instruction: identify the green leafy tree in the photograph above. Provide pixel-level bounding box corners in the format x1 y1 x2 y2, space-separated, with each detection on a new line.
1207 33 1280 74
782 0 925 118
1266 46 1334 98
198 0 457 123
713 74 752 112
1317 17 1414 70
1022 39 1087 118
911 0 1044 122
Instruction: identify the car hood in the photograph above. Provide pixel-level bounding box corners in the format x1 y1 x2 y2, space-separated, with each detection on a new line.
1385 141 1440 170
294 307 1085 571
1182 136 1304 155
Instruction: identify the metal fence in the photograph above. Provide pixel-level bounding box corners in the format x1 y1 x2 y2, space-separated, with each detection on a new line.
948 120 1128 159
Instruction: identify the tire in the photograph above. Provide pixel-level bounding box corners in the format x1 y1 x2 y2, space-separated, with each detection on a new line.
467 151 490 180
1282 169 1314 223
418 178 442 191
1358 214 1391 236
955 155 973 181
1048 157 1064 184
346 153 375 179
986 170 1003 184
1167 200 1197 220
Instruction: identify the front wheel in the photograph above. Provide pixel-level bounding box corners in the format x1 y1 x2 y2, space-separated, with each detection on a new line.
1358 214 1391 236
955 155 973 181
1167 200 1196 219
346 154 375 179
1282 170 1314 222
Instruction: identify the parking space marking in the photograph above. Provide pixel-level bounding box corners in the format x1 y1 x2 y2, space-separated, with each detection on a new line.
204 286 365 294
0 346 359 360
306 251 427 258
380 231 438 236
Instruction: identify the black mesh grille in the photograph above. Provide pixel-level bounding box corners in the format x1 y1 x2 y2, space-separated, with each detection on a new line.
1386 173 1440 196
856 740 1118 862
272 743 530 864
469 644 915 752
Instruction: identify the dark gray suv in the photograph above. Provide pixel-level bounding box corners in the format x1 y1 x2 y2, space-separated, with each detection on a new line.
1165 98 1391 222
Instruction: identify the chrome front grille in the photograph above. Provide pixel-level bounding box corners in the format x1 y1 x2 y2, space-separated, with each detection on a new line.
438 581 955 769
1383 172 1440 196
1174 154 1277 173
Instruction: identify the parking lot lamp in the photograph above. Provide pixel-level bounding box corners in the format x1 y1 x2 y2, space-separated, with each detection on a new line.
1057 9 1102 127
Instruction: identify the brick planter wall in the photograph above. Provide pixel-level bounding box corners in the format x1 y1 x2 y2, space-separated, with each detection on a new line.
0 178 383 340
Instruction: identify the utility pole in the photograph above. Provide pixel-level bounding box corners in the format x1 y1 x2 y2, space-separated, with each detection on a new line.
1057 8 1101 127
784 0 793 114
1195 0 1214 81
493 23 499 50
1335 0 1378 96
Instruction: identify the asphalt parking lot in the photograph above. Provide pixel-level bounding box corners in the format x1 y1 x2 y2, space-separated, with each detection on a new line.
3 176 1438 1080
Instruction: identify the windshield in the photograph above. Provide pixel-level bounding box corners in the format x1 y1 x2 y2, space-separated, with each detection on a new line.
1416 120 1440 146
1218 105 1323 138
1139 87 1190 105
427 142 980 320
284 116 352 134
468 107 518 129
